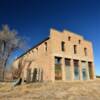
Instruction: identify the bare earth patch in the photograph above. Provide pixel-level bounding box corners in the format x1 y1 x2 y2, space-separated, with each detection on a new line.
0 79 100 100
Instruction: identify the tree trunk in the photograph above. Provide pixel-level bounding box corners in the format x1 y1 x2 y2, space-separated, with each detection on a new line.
2 53 10 81
2 59 7 81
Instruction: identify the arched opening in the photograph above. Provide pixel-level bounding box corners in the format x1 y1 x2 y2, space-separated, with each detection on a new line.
26 68 31 83
32 68 37 82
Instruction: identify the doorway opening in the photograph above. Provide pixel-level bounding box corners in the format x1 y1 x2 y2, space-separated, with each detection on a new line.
88 62 93 79
82 61 87 80
55 57 62 80
65 58 71 80
74 60 79 80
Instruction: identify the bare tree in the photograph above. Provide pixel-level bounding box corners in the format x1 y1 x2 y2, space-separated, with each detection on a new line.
12 57 25 80
0 25 25 81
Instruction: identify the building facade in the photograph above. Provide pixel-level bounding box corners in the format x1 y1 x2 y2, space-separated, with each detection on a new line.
13 29 96 82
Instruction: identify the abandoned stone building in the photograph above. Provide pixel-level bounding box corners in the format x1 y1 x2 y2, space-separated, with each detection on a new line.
13 28 95 82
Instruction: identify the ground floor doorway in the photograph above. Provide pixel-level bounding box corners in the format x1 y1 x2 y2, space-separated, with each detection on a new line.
88 62 93 79
26 68 43 83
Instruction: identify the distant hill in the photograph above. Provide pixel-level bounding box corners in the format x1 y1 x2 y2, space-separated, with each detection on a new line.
96 76 100 78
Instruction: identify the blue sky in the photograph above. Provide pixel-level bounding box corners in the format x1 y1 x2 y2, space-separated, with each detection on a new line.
0 0 100 75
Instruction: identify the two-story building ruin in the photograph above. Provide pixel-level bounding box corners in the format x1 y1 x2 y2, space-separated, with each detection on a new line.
13 29 95 82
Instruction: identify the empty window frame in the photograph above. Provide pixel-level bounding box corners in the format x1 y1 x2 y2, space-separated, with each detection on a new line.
61 41 65 51
79 40 81 44
68 36 71 41
36 48 38 54
45 42 47 51
84 48 87 56
74 45 77 54
36 48 38 51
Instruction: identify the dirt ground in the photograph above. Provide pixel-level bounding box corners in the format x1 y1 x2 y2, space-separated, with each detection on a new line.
0 79 100 100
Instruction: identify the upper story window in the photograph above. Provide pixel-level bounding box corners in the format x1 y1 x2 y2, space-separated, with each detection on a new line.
32 50 34 53
36 48 38 52
84 48 87 56
79 40 81 44
68 36 71 41
55 57 61 64
45 42 47 52
74 45 77 54
61 41 65 51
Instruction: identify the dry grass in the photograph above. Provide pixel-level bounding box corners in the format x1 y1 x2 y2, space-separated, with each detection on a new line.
0 79 100 100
